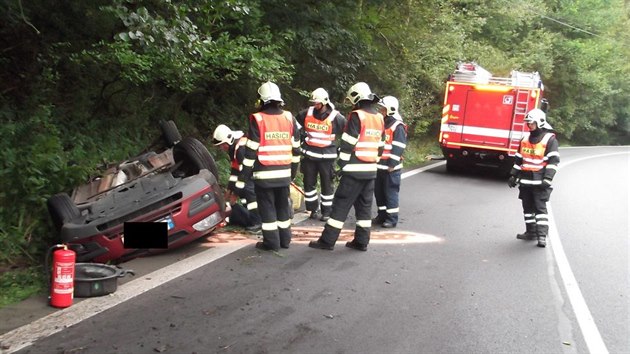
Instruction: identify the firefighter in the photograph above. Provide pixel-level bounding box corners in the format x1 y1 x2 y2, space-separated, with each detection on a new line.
508 108 559 248
212 124 261 232
309 82 384 251
235 82 301 251
295 88 346 221
374 96 407 228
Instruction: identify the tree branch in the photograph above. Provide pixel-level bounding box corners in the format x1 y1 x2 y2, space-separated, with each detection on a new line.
18 0 40 35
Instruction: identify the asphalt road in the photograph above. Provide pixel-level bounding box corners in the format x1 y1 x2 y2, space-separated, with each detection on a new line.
5 146 629 354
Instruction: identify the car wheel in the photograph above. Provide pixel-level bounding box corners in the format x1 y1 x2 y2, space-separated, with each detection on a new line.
160 120 182 147
47 193 81 232
172 137 220 179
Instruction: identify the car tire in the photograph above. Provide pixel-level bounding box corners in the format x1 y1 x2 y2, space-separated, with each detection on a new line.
172 137 226 213
160 120 182 147
172 137 220 179
47 193 81 232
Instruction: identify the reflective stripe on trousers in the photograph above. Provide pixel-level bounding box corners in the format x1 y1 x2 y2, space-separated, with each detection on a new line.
255 185 292 250
302 158 335 215
518 186 553 236
374 169 401 224
320 175 375 246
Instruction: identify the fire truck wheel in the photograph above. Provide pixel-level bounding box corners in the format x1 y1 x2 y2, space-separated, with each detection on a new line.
446 159 463 173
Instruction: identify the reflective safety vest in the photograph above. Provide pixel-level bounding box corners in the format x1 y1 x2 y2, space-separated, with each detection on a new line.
304 106 338 148
380 120 406 161
229 137 248 182
520 132 555 172
354 110 384 163
253 112 294 166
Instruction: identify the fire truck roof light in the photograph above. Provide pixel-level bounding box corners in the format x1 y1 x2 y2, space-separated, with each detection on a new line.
472 84 514 93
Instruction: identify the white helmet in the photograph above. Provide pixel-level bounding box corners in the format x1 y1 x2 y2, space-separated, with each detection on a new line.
346 82 376 105
380 96 399 117
525 108 553 129
257 81 283 104
212 124 243 145
310 87 335 109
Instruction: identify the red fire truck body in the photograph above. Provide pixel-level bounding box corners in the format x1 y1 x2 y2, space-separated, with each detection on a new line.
438 62 545 172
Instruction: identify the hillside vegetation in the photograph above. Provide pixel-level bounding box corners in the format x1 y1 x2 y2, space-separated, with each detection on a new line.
1 0 628 305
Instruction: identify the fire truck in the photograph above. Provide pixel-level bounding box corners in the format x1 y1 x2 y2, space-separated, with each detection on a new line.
438 62 547 173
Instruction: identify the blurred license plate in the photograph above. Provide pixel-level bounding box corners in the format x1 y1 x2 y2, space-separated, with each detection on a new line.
157 216 175 230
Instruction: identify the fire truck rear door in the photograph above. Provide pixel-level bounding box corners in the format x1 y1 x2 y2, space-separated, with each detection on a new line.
462 90 514 149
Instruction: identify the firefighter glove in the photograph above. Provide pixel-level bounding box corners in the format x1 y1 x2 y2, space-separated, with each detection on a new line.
507 175 518 188
541 179 553 188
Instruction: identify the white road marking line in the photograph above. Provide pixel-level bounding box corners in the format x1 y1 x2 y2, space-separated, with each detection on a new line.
544 150 629 354
0 243 248 354
547 205 608 354
408 155 621 353
401 161 445 179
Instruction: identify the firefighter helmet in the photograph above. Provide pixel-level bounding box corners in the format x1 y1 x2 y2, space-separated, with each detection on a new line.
310 88 335 109
212 124 243 145
525 108 552 129
381 96 399 116
257 81 284 104
346 82 377 105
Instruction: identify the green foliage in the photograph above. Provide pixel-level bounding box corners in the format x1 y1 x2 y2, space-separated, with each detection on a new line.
90 0 294 92
541 0 630 144
0 266 46 308
0 103 90 263
403 138 444 168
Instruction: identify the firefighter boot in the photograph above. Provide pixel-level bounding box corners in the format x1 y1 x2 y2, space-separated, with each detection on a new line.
372 213 385 225
345 240 367 251
308 239 334 250
537 231 547 248
516 224 537 240
320 204 332 222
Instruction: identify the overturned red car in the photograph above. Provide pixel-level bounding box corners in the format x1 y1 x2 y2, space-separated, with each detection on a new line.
46 121 228 263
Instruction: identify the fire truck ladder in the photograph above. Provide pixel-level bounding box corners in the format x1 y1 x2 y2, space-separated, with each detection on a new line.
508 88 531 154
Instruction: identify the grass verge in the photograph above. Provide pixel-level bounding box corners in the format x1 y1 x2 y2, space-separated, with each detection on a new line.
0 266 47 309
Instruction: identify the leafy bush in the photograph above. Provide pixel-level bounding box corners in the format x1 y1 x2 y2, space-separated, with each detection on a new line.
0 266 46 308
0 104 89 265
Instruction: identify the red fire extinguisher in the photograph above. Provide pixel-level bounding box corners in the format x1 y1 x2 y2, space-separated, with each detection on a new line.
49 244 76 308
